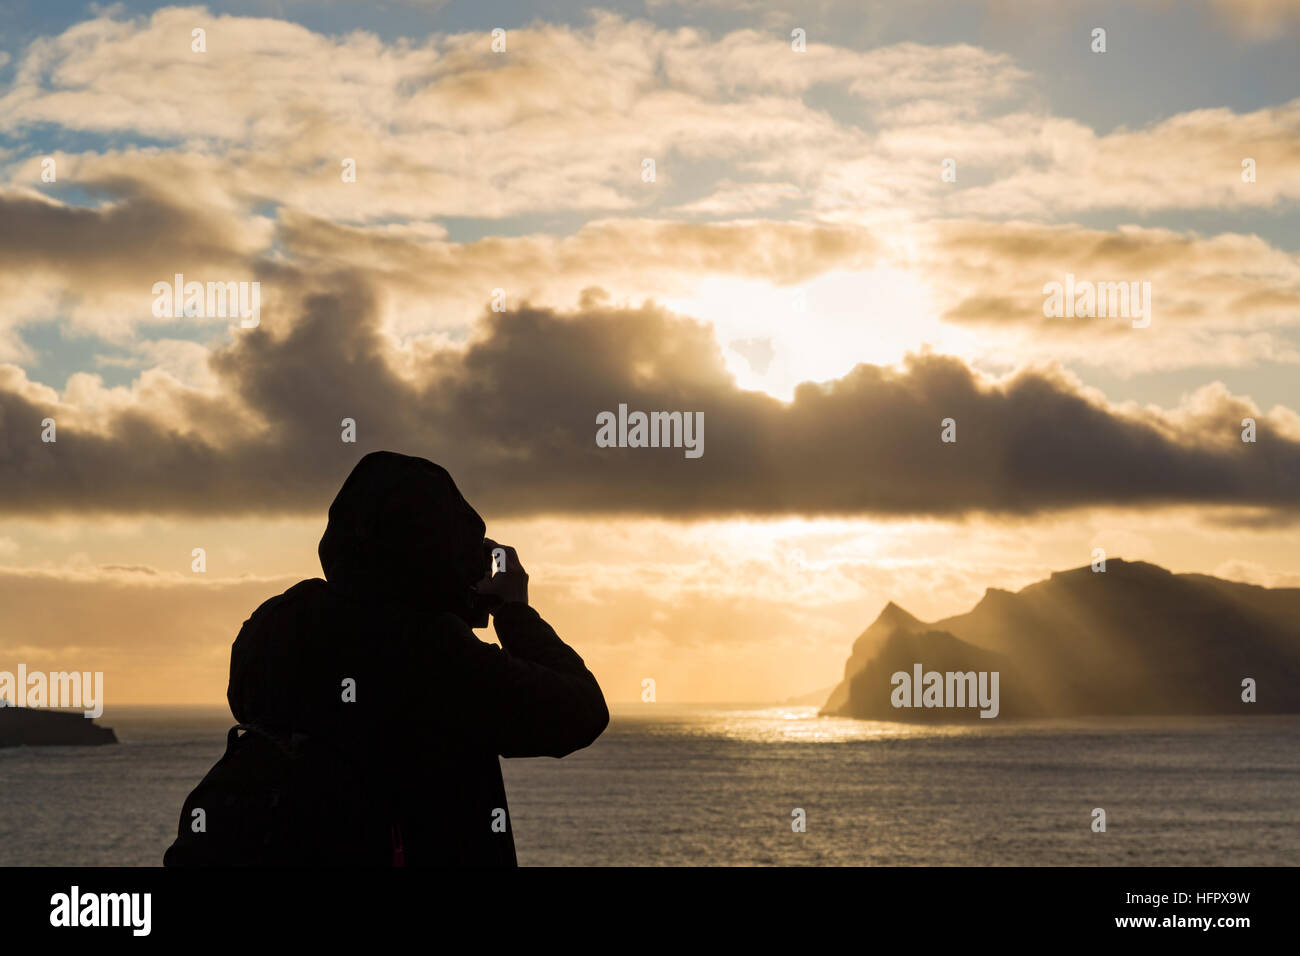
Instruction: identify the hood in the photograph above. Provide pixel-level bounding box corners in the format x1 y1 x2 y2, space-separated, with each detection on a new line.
318 451 487 611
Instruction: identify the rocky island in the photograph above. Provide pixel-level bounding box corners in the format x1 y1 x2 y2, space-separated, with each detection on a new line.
0 705 118 747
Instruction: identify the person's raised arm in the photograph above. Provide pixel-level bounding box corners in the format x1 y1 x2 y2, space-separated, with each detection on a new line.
457 542 609 758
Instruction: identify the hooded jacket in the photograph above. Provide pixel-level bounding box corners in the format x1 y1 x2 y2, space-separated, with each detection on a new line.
224 451 609 866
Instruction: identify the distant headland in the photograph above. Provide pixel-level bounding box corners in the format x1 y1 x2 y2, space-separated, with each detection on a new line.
822 559 1300 721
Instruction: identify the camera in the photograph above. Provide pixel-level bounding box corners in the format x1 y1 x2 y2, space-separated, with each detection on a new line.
463 541 504 626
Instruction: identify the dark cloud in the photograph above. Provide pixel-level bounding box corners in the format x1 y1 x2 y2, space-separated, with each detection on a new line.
0 188 256 288
1 276 1297 519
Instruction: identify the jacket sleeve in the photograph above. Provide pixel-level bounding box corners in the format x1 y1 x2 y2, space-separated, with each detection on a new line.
455 603 610 758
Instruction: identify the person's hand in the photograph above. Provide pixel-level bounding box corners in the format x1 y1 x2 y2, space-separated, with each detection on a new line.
477 538 529 610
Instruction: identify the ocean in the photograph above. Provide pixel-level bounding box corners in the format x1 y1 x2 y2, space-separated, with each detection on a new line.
1 706 1296 866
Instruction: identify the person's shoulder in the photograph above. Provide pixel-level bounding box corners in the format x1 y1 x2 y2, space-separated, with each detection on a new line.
241 578 339 628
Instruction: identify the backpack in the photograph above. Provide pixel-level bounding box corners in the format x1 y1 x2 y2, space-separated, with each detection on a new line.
163 723 400 867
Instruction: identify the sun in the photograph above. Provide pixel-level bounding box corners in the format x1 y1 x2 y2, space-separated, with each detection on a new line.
662 266 975 401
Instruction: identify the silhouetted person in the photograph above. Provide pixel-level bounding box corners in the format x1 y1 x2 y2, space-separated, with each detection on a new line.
165 451 608 866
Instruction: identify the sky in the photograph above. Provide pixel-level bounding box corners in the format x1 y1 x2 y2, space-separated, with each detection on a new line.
1 0 1299 705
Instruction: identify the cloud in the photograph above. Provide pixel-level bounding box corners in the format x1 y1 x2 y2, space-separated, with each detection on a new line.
940 100 1300 217
917 220 1300 369
668 181 803 216
1 10 900 220
4 163 1300 419
0 183 268 349
0 171 887 349
0 281 1296 519
2 7 1295 258
6 6 1242 228
1209 0 1300 37
1 7 1297 521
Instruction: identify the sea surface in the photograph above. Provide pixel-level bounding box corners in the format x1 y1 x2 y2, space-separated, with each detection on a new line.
1 706 1297 866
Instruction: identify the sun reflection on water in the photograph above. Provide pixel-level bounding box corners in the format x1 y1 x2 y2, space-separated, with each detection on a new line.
623 705 987 744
